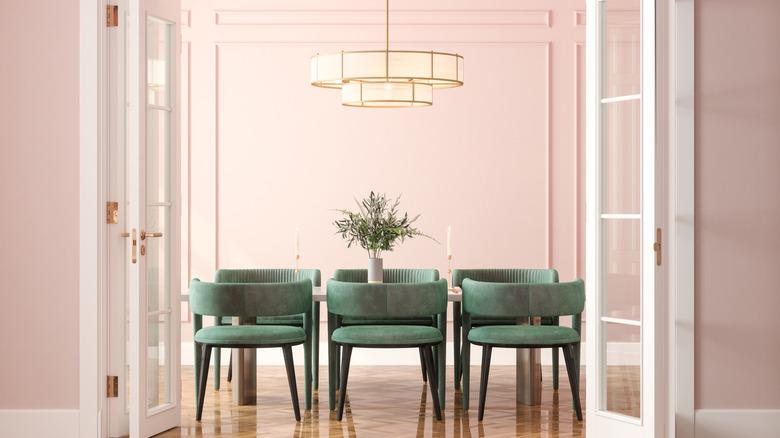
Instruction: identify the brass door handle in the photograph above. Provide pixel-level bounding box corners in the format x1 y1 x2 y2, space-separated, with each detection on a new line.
141 231 163 240
653 228 662 266
121 229 138 264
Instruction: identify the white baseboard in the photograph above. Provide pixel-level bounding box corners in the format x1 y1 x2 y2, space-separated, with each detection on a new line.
181 341 639 366
695 409 780 438
0 409 79 438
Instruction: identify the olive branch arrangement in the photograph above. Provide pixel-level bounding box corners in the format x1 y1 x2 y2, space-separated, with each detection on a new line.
334 191 437 259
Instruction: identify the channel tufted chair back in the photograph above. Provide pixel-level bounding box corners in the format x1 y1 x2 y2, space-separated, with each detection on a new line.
333 268 439 284
451 268 558 288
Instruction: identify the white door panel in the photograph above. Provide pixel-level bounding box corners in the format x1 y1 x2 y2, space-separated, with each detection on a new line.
586 0 657 436
127 0 182 436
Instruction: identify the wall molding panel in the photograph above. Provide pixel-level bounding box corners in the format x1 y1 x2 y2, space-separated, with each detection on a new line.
181 10 191 28
214 9 552 27
573 11 586 27
574 41 585 279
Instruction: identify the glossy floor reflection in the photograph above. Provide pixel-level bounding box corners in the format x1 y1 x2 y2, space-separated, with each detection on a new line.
159 365 603 437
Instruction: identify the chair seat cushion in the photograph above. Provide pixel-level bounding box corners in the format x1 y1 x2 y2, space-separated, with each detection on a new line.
195 325 306 346
219 315 304 326
332 325 443 346
468 325 580 347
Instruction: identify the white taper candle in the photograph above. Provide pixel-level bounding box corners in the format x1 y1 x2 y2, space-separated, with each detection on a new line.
447 225 452 256
295 227 300 256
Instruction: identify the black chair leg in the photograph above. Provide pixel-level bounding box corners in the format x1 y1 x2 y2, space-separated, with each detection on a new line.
337 345 353 421
478 345 493 422
419 347 428 382
422 345 442 420
563 344 583 421
458 345 464 384
335 344 341 389
282 345 301 421
227 353 232 383
196 344 212 422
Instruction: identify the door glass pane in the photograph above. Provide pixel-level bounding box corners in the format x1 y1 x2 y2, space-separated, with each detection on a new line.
604 322 641 417
603 98 640 214
604 219 640 320
147 17 171 107
603 0 641 98
147 314 171 410
145 15 173 412
146 109 171 203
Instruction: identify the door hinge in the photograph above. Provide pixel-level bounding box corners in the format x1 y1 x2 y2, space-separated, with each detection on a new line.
106 201 119 224
106 5 119 27
107 375 119 398
653 228 662 266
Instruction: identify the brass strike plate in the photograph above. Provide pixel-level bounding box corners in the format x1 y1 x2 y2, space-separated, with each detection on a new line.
106 202 119 224
107 375 119 398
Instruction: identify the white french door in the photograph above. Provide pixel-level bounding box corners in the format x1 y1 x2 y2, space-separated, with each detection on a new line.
586 0 660 437
125 0 182 436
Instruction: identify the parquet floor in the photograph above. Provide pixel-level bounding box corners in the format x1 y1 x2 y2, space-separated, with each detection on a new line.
157 365 639 437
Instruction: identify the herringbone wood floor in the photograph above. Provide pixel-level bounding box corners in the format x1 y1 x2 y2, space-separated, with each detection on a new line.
157 365 639 437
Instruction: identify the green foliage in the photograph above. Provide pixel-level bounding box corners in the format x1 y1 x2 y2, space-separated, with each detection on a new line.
334 192 437 258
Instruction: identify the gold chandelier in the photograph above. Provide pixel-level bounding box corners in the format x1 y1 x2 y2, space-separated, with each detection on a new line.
310 0 464 108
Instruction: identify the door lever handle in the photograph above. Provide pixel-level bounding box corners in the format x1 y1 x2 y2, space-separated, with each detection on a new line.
140 230 163 240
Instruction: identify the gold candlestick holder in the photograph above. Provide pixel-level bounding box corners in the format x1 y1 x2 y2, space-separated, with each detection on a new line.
447 254 453 286
295 254 300 273
447 254 457 292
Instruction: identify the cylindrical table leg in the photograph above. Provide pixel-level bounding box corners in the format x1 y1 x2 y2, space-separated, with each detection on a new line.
516 348 542 405
232 317 257 405
516 317 542 405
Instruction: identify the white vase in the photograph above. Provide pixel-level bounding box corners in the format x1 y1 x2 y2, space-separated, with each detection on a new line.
367 258 383 283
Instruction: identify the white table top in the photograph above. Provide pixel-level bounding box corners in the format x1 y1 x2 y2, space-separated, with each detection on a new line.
181 286 462 302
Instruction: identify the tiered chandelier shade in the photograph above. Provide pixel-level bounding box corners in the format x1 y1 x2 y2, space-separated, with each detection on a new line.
341 82 433 107
309 1 463 108
310 50 464 89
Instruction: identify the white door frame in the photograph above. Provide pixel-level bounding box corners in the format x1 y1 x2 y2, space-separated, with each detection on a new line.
78 1 695 437
79 0 109 437
668 0 695 437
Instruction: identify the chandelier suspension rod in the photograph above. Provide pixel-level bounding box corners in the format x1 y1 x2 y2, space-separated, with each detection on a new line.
385 0 389 80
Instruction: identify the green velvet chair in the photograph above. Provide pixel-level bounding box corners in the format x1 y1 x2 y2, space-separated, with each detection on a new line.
208 269 321 394
461 278 584 421
333 269 439 373
190 278 313 422
327 279 448 421
328 269 445 410
451 269 561 390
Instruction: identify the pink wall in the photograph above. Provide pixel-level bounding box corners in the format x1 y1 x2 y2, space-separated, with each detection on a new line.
695 0 780 409
0 1 80 408
180 0 586 291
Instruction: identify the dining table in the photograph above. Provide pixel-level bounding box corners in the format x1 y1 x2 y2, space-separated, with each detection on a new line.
182 285 542 406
